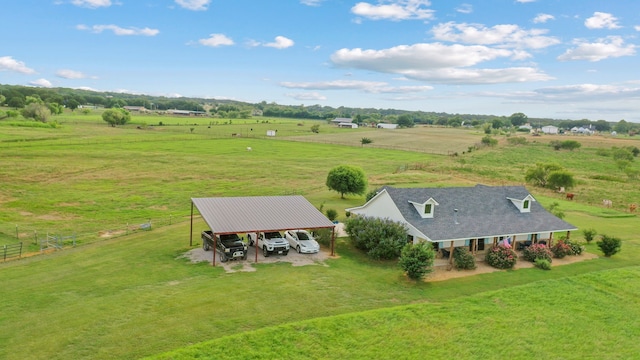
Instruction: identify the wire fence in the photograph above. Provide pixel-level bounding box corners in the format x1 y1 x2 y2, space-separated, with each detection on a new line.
0 214 193 259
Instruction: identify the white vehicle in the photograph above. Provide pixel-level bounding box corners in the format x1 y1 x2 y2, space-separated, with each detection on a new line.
248 231 289 257
284 230 320 254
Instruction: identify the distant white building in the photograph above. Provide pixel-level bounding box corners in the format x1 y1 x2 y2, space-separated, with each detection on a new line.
541 125 559 134
338 123 358 128
377 123 398 129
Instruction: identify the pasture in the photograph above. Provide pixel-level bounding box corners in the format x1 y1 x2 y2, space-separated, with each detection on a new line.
1 111 639 359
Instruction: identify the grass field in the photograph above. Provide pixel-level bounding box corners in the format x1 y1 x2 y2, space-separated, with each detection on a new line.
1 112 639 359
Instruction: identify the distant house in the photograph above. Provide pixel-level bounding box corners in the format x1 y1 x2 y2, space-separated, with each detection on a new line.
541 125 559 134
338 122 358 128
331 117 353 125
346 185 577 261
377 123 398 129
166 109 207 116
123 106 147 112
518 124 532 132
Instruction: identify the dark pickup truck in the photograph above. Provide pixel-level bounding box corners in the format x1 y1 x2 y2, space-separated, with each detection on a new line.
202 231 248 262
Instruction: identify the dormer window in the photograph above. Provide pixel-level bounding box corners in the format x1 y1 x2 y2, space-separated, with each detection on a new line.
507 195 535 213
409 198 439 218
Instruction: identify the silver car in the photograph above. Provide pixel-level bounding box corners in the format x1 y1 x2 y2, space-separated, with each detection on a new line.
284 230 320 254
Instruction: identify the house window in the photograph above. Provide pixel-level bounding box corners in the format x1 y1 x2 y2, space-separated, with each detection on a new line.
523 200 530 209
424 204 432 214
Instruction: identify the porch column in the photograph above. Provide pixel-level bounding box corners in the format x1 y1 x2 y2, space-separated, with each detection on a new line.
566 231 571 240
449 241 454 265
512 235 517 250
549 232 554 247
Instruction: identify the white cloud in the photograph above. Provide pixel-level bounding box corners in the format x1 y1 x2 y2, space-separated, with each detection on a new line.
516 84 640 103
331 43 513 71
558 36 635 62
285 92 327 100
351 0 435 21
71 0 112 8
515 0 536 3
0 56 36 74
264 36 295 49
585 12 621 29
29 78 53 87
56 69 87 79
198 34 234 47
402 67 552 84
76 24 159 36
175 0 210 11
456 4 473 14
280 79 433 94
634 25 640 31
431 22 560 49
329 43 553 84
300 0 324 6
533 13 554 24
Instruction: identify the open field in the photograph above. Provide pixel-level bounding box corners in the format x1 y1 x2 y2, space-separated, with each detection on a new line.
1 113 639 359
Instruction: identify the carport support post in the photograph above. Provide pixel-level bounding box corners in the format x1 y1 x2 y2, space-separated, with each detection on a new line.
189 201 194 247
212 234 217 267
330 228 336 256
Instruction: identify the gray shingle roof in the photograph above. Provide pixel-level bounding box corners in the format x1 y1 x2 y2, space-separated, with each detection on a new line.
192 196 335 235
382 185 577 241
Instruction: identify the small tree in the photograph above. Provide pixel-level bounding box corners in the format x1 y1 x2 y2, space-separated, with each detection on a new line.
21 103 51 122
102 108 131 127
547 170 576 191
326 165 367 199
325 209 338 222
597 235 622 257
481 135 498 147
453 247 476 270
310 124 320 133
360 137 373 147
399 242 435 280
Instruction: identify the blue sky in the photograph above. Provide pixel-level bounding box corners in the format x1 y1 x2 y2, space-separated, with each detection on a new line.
2 0 640 122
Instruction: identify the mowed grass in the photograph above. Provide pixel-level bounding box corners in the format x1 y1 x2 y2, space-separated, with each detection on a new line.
151 266 640 360
1 114 639 359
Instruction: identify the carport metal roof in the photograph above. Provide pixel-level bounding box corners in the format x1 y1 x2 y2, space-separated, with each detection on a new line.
190 195 336 265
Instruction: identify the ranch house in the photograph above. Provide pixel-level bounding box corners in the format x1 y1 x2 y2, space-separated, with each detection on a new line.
346 185 577 262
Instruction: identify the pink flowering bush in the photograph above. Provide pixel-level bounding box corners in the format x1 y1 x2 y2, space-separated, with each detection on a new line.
522 243 553 263
485 245 517 269
551 240 573 259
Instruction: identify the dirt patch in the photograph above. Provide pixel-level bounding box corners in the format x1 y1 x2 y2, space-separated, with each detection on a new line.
180 245 332 273
426 252 599 282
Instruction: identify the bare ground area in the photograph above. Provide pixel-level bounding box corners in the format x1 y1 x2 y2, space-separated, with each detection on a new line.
426 251 599 282
180 245 332 273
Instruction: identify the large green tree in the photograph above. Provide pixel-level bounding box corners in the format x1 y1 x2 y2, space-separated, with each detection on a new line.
102 108 131 127
509 112 528 127
326 165 367 199
396 114 415 128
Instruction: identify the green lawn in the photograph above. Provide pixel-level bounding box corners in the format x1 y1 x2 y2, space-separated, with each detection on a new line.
1 114 639 359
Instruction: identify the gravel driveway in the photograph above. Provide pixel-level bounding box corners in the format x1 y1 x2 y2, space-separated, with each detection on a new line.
181 244 331 273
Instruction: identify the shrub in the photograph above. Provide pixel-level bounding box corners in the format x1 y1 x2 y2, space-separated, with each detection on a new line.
399 242 436 280
313 228 332 247
522 243 553 263
582 228 597 243
344 216 408 260
534 258 552 270
485 245 517 269
566 240 585 255
551 240 573 259
597 235 622 257
325 209 338 222
453 247 476 270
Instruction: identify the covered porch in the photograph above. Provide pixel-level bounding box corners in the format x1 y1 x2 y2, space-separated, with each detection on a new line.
432 230 573 267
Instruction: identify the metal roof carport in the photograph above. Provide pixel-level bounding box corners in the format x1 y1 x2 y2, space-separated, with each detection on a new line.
190 195 337 266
